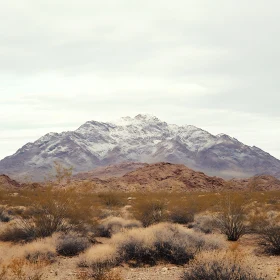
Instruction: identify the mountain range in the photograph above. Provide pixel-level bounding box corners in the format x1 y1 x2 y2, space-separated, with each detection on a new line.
0 114 279 181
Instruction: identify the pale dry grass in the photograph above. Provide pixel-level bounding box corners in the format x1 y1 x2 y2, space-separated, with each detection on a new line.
78 244 119 279
97 216 142 237
182 250 271 280
191 212 216 234
0 258 46 280
79 244 118 268
22 235 57 263
80 222 226 268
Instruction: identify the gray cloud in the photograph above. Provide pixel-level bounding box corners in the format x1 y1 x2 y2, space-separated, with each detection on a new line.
0 0 280 160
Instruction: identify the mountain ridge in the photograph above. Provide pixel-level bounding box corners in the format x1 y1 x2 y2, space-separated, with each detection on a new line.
0 114 279 180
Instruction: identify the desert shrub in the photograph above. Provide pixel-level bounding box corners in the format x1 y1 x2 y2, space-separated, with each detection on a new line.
0 187 98 242
56 232 90 256
216 195 247 241
0 202 73 243
6 206 26 216
192 214 216 234
78 244 119 279
259 225 280 255
113 223 225 266
25 250 56 264
247 209 280 234
169 207 194 224
98 209 122 220
23 237 57 263
24 196 78 238
78 269 123 280
247 210 270 233
0 219 37 242
97 217 142 237
79 244 118 267
98 193 125 208
134 200 168 227
181 251 269 280
0 206 11 222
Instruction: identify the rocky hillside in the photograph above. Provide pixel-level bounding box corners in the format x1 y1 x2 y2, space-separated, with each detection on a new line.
1 114 280 180
0 174 21 189
230 175 280 191
73 162 280 192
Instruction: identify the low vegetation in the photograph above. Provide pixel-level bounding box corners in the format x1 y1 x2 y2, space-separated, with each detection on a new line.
97 216 142 237
23 237 57 263
80 223 225 269
259 225 280 255
169 206 194 224
0 179 279 279
181 251 269 280
215 194 247 241
56 232 90 256
0 258 45 280
115 223 225 266
133 199 168 227
0 206 10 223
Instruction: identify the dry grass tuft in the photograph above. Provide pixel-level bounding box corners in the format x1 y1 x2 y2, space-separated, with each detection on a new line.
77 268 123 280
181 250 270 280
191 213 216 234
0 258 46 280
79 223 225 268
78 244 119 279
113 223 225 266
23 236 57 263
97 216 142 237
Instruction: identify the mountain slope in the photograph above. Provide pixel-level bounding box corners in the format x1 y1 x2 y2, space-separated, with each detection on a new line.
0 114 280 180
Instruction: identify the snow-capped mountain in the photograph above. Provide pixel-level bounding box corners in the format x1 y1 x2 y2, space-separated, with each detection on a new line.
1 114 280 180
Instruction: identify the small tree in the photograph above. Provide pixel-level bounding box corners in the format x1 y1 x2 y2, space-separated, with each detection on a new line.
216 194 246 241
53 161 73 184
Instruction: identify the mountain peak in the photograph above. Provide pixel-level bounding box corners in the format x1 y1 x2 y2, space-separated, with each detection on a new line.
134 114 160 122
1 114 280 181
112 114 161 126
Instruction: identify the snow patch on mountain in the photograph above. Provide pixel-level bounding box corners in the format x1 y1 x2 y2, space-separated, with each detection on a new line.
0 114 280 181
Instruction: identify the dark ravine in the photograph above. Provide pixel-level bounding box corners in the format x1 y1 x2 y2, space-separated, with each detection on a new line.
0 114 280 181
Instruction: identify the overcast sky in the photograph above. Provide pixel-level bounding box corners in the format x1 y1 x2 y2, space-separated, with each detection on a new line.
1 0 280 160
